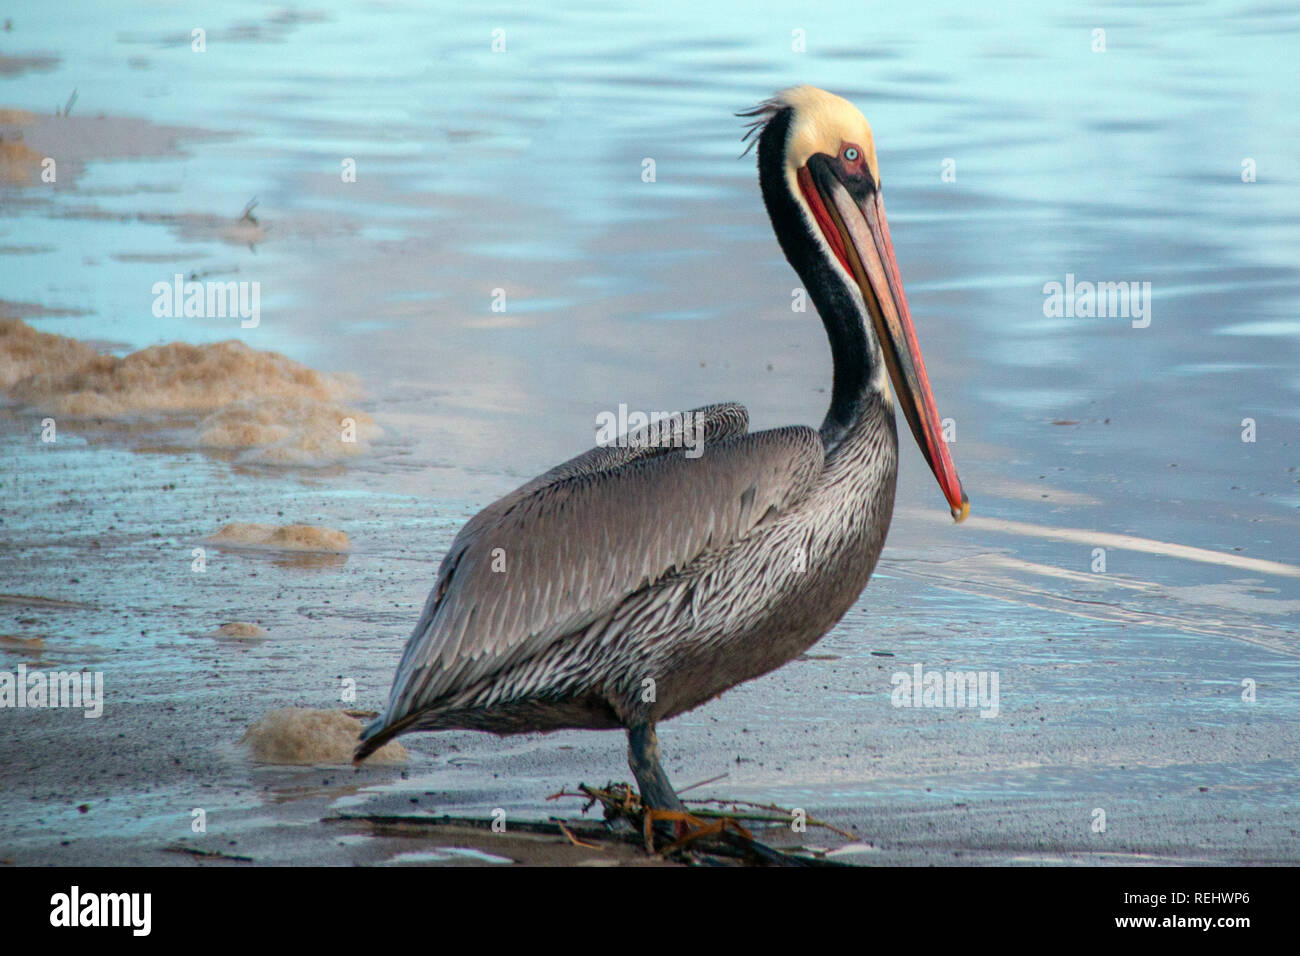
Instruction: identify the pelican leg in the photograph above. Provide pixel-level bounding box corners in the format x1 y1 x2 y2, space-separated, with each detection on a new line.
626 723 787 861
626 723 684 811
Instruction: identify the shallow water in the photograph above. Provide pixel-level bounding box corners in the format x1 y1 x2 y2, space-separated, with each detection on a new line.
1 1 1298 863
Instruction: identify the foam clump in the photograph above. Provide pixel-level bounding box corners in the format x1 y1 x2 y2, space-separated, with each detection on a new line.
207 522 350 553
0 318 373 465
240 707 407 765
209 621 268 640
0 112 41 185
0 318 100 389
0 137 42 186
197 395 372 466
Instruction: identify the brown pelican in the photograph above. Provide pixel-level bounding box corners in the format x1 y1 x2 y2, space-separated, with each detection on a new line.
355 86 968 816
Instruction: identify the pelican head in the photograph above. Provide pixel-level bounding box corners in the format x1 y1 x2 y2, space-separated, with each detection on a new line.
744 85 969 522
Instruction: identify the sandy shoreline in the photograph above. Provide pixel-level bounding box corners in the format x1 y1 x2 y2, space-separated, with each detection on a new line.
3 1 1299 868
1 421 1295 866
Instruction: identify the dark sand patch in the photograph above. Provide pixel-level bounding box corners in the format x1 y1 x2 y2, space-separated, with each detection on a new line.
0 300 91 320
0 634 45 656
0 53 59 77
0 105 225 189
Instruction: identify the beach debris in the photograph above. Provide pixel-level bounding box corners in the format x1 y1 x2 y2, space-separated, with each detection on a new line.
228 198 264 248
547 781 849 866
164 844 253 863
0 593 89 609
553 818 601 849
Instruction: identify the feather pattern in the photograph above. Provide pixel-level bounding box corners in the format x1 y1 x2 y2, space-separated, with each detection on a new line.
358 394 897 751
359 403 864 749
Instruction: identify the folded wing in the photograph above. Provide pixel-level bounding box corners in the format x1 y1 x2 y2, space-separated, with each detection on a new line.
361 404 824 749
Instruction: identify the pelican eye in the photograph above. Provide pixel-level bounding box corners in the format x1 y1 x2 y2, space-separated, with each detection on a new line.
843 147 860 162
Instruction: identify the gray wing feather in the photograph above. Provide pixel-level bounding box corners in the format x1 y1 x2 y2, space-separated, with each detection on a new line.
373 403 824 732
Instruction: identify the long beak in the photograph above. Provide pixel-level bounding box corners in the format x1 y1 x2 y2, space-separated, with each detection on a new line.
801 160 969 522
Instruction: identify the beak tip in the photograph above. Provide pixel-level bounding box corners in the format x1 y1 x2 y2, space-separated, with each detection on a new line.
951 492 970 524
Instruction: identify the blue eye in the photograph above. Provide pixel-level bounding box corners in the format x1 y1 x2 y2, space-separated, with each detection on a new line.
844 147 860 161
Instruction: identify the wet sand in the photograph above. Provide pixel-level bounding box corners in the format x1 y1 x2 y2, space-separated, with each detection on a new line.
2 1 1299 866
0 418 1295 866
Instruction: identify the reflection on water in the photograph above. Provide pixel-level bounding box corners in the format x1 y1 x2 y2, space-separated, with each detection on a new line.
2 0 1296 536
1 0 1298 860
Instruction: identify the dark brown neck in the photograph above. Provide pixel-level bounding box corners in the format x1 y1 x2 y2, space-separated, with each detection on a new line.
755 107 881 449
